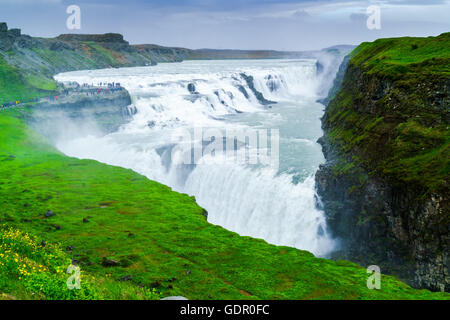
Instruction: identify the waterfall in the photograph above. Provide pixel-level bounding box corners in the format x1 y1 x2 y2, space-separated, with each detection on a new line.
54 59 337 257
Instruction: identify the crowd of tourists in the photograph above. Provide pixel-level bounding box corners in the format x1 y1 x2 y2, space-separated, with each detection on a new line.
0 82 123 110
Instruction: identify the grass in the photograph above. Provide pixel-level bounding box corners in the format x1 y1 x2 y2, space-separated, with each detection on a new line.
0 226 160 300
0 108 448 300
349 32 450 78
0 55 56 104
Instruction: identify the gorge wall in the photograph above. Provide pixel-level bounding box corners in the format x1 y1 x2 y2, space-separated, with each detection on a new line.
27 89 135 141
316 33 449 292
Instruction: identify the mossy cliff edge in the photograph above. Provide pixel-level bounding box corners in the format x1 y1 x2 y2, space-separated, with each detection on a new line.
316 32 449 292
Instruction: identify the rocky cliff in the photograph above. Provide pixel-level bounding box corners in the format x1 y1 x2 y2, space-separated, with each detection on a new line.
26 89 135 140
316 33 449 292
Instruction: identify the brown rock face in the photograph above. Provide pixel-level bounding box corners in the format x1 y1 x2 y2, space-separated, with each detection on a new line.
56 33 128 44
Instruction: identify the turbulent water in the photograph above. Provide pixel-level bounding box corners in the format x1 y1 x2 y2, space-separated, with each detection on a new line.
54 59 338 257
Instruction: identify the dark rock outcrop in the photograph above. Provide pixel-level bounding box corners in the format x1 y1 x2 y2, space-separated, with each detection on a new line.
56 33 128 44
240 73 276 106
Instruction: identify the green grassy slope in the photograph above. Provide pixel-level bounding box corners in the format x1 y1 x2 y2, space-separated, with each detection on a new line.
325 32 449 194
0 108 448 300
0 225 160 300
0 55 56 104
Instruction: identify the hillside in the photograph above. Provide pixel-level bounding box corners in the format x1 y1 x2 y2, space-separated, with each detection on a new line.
0 107 447 300
0 22 191 104
316 32 449 292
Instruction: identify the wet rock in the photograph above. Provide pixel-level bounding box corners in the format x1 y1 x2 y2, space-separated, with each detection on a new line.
187 83 198 94
240 73 276 106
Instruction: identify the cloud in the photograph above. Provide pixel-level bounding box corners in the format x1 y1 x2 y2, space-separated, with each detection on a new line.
0 0 61 4
385 0 447 5
291 9 311 19
349 12 367 22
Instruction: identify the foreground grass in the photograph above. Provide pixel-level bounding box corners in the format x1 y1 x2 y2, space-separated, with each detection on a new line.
0 108 448 300
0 226 160 300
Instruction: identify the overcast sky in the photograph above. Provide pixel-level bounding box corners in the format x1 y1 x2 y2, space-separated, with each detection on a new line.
0 0 449 50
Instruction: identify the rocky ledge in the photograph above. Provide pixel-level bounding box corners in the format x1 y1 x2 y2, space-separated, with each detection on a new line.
27 88 136 139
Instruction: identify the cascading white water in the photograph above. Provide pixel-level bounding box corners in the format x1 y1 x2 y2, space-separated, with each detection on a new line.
54 59 336 257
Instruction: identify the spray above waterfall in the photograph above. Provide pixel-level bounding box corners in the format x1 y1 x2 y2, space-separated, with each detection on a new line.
54 58 339 257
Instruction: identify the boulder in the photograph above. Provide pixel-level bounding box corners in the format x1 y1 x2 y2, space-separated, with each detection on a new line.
0 23 7 32
102 258 120 267
187 83 198 94
44 210 56 218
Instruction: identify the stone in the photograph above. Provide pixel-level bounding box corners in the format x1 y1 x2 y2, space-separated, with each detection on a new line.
187 83 198 94
119 275 135 282
161 296 188 300
44 210 56 218
102 258 120 267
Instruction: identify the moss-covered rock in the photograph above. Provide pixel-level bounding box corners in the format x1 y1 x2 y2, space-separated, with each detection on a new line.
316 32 449 292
